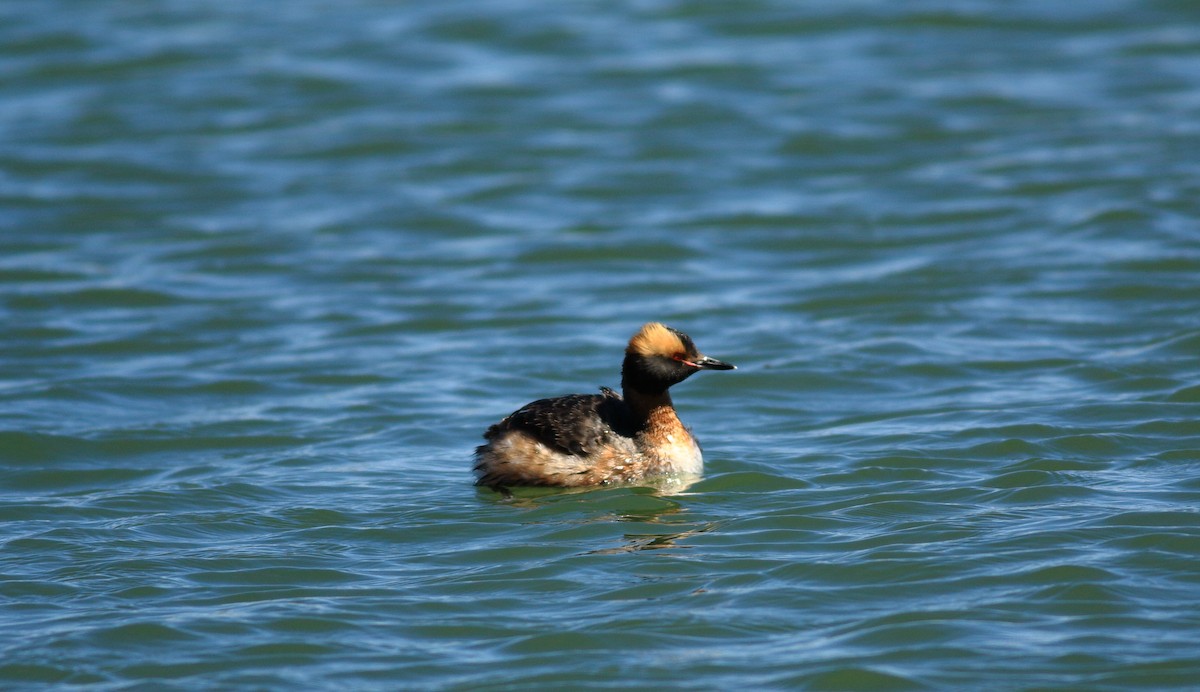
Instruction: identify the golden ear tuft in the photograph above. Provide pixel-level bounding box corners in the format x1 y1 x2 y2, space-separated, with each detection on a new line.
627 322 684 357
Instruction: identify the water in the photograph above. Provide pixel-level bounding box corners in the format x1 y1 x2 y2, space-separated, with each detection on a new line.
3 0 1200 688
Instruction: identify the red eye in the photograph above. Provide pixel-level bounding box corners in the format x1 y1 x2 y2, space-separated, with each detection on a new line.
672 354 699 368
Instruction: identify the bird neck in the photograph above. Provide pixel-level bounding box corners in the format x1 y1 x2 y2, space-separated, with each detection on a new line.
623 386 675 425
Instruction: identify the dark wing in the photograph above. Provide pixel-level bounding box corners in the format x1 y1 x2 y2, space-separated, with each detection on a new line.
482 388 631 457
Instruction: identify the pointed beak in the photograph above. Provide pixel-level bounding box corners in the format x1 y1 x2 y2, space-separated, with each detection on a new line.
694 355 736 371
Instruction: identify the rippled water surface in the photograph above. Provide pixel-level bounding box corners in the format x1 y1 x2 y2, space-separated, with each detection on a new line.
4 0 1200 689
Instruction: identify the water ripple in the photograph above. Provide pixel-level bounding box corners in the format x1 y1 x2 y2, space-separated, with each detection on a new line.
4 0 1200 689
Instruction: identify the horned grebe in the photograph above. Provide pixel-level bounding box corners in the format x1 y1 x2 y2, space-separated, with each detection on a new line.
473 322 735 488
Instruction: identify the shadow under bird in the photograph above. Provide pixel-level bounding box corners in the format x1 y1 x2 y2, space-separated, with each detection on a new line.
474 322 736 488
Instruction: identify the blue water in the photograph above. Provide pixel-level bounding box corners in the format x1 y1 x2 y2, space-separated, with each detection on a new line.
3 1 1200 689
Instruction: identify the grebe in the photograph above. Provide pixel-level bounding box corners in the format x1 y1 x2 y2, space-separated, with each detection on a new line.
473 322 735 488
